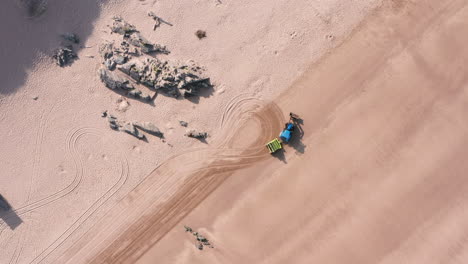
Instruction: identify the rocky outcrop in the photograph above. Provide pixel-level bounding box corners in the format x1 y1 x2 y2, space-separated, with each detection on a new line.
110 16 137 35
99 68 134 90
53 46 77 67
126 32 168 54
117 58 211 98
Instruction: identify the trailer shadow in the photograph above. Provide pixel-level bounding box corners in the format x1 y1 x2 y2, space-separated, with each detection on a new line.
271 149 287 163
0 195 23 230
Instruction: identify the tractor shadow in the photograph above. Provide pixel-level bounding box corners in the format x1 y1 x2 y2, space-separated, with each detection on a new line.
290 116 306 154
0 195 22 230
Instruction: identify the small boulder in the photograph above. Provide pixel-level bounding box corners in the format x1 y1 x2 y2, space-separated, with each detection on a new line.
98 68 134 90
185 130 208 139
179 121 188 127
122 122 145 140
104 58 116 70
111 16 138 35
53 46 77 67
133 121 163 137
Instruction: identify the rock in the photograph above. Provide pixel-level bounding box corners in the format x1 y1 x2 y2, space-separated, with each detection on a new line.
107 115 119 130
197 243 204 250
53 46 77 67
126 32 169 54
116 97 130 112
122 122 145 140
148 11 162 30
184 226 193 232
196 235 208 243
118 61 135 75
133 121 163 137
32 96 39 100
195 30 206 39
179 121 188 127
98 68 134 90
99 42 114 60
104 59 116 70
185 130 208 139
114 55 127 65
111 16 137 35
61 33 79 44
101 110 108 117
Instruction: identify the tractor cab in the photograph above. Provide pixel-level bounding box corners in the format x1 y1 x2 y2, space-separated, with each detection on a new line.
279 123 294 143
266 112 300 154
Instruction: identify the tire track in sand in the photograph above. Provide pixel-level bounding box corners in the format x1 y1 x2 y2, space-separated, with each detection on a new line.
57 101 284 264
29 130 130 264
0 127 97 233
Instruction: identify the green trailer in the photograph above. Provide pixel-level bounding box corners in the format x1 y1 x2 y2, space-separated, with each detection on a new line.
266 138 282 154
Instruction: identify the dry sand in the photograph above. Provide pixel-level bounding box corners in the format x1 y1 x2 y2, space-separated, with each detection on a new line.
2 0 467 263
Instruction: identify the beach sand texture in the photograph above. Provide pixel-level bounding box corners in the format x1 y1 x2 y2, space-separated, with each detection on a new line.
2 0 468 263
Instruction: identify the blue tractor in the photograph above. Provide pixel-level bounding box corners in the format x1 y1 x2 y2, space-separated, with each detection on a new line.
266 112 300 153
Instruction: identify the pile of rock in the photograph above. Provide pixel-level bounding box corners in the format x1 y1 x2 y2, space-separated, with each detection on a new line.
53 33 80 67
97 16 212 101
104 114 163 140
185 129 208 139
118 58 211 98
184 226 213 250
98 68 153 101
110 16 169 55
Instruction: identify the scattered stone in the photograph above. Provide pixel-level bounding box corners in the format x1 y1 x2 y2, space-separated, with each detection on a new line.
133 121 163 137
32 96 39 100
61 33 79 44
148 11 162 30
101 110 108 117
98 67 134 90
122 122 145 140
126 32 169 54
197 243 204 250
195 30 206 39
116 97 130 112
114 55 127 65
104 58 116 70
108 115 119 130
111 16 138 35
185 129 208 139
53 46 77 67
179 121 188 127
99 42 114 60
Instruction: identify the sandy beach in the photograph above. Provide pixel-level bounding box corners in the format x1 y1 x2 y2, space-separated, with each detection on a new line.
2 0 468 263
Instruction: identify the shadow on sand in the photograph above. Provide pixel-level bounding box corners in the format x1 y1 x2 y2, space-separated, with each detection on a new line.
0 0 108 94
0 195 22 230
271 114 306 163
289 116 306 154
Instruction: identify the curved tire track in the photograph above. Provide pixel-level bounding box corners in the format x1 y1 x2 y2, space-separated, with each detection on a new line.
58 101 284 264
